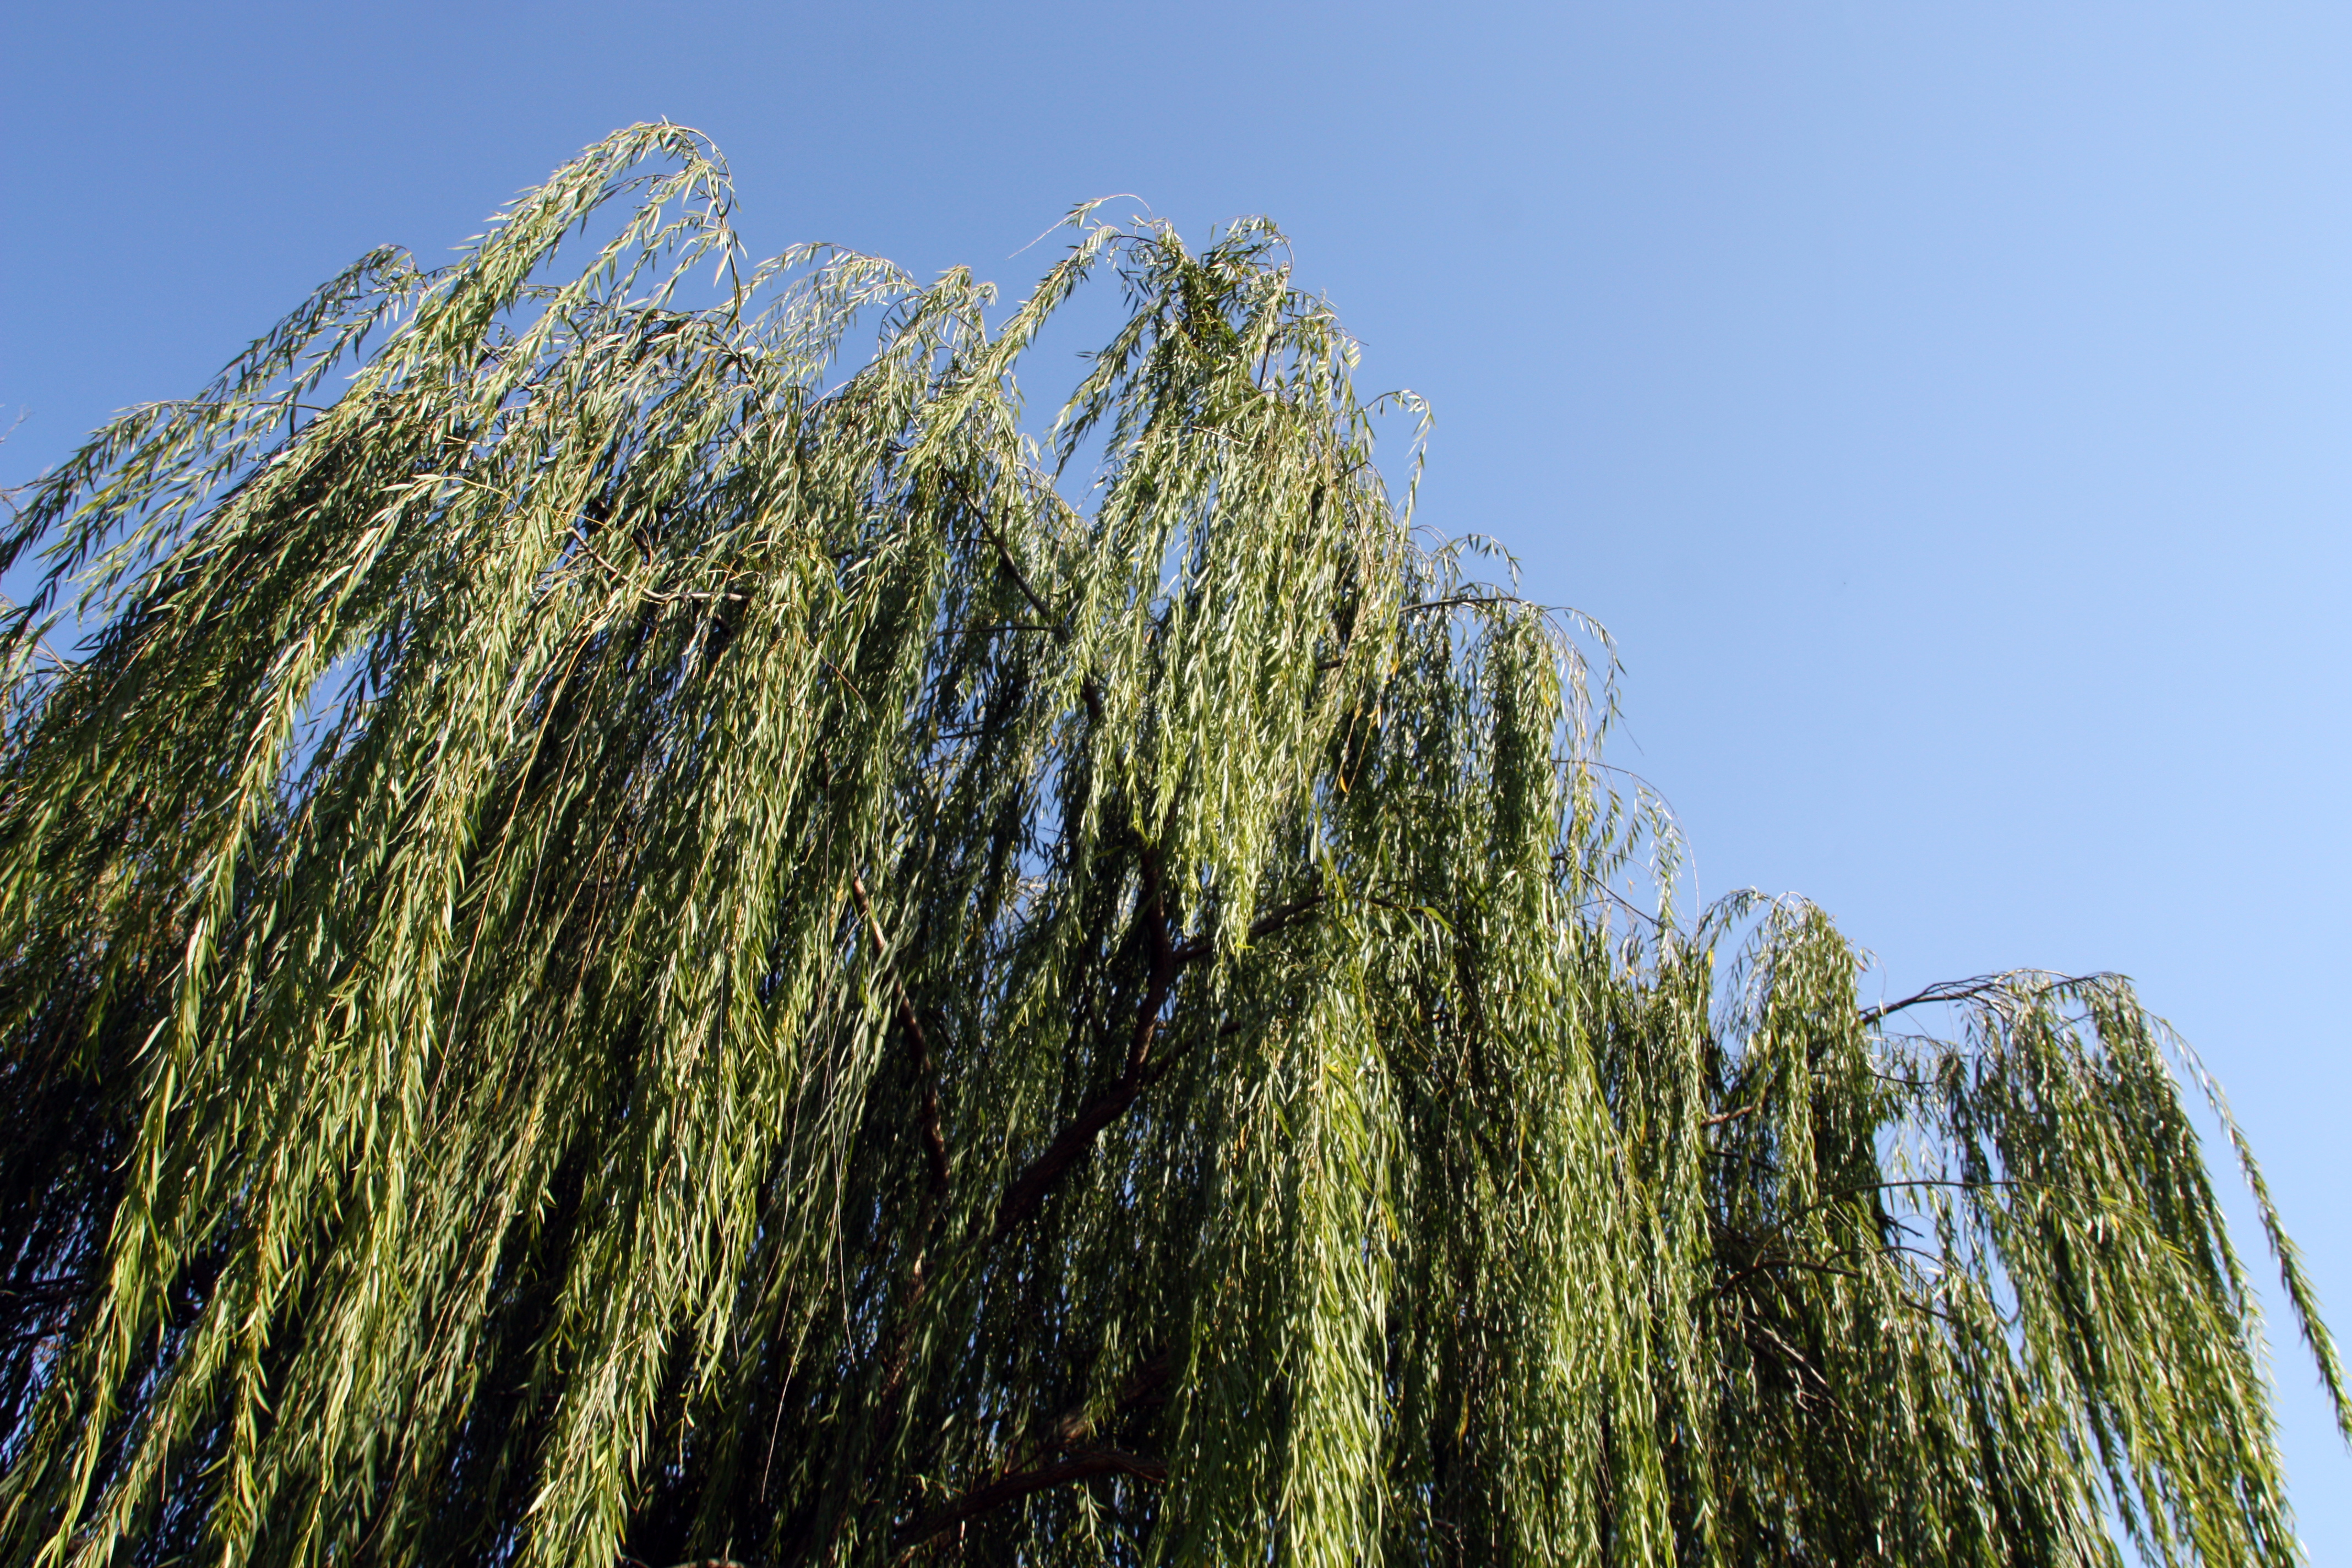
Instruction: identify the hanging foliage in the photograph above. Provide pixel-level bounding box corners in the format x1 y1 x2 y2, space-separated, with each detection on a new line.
1 126 2341 1567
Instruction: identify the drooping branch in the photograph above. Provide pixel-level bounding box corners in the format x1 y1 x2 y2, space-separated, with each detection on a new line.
1401 591 1548 616
1858 971 2103 1026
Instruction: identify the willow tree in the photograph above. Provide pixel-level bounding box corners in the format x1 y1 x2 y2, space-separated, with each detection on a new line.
0 127 2341 1568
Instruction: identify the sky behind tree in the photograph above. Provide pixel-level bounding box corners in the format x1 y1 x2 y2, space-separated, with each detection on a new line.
4 1 2347 1553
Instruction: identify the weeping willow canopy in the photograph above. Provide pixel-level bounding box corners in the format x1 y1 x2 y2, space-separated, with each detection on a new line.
1 126 2343 1568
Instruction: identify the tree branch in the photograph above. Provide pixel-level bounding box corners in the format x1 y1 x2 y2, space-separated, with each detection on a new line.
893 1449 1168 1558
980 841 1186 1245
1023 1348 1172 1464
1858 973 2100 1026
1169 891 1326 966
979 1081 1147 1246
944 474 1103 731
1401 591 1546 616
955 478 1058 629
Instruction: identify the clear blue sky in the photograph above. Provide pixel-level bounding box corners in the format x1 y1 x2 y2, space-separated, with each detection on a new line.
5 0 2348 1551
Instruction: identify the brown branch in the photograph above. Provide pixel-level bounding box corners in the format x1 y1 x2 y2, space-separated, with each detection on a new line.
955 478 1058 628
980 841 1180 1245
892 1449 1168 1558
872 1334 1177 1560
1126 845 1177 1076
1858 973 2083 1025
955 622 1055 636
1761 1177 2031 1245
1169 892 1326 966
569 522 635 585
972 1015 1242 1254
1713 1254 1870 1300
1141 1015 1244 1090
1401 591 1546 616
1025 1348 1173 1463
940 476 1107 733
979 1082 1143 1246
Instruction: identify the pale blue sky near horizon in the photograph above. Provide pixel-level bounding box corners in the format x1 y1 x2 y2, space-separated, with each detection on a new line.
5 0 2349 1553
